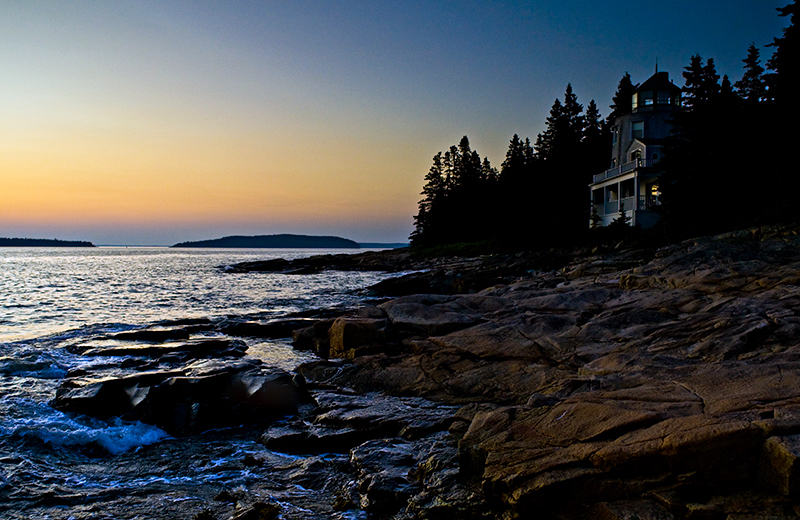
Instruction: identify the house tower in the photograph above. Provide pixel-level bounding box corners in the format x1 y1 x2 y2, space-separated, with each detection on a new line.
590 70 682 228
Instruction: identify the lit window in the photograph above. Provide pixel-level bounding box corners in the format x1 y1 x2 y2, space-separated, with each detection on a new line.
631 93 638 110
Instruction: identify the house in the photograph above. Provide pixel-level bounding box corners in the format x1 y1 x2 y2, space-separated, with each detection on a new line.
590 70 681 228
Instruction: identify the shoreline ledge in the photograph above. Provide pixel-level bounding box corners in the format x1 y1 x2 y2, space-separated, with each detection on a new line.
285 224 800 518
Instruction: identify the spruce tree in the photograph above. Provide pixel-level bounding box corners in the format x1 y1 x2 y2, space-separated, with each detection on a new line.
582 99 611 182
682 55 720 110
535 98 563 160
608 72 636 123
734 43 766 102
766 0 799 103
766 0 799 217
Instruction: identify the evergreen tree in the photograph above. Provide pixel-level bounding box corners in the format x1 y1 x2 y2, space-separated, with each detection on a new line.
482 157 498 183
532 84 594 242
682 55 720 110
661 54 756 238
734 43 766 102
535 84 584 162
583 99 603 142
582 99 611 182
608 72 636 123
500 134 526 182
765 1 800 218
411 136 497 247
766 0 799 103
534 98 563 160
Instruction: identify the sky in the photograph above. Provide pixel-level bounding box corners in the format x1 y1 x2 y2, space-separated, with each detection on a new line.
0 1 788 245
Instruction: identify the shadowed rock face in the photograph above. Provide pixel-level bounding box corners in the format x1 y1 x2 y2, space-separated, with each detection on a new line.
294 225 800 518
52 337 307 436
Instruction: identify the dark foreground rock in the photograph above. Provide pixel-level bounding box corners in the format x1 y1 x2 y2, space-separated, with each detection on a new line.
54 334 308 436
53 359 305 436
290 224 800 519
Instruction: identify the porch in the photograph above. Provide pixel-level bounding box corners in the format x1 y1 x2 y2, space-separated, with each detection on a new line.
592 157 660 184
590 175 661 228
596 194 661 216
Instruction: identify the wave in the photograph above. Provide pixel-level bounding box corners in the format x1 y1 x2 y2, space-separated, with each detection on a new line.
1 398 169 455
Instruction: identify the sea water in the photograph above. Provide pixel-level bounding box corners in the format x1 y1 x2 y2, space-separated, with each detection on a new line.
0 247 389 518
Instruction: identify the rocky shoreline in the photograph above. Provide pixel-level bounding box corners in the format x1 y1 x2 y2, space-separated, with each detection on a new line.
285 225 800 518
51 224 800 519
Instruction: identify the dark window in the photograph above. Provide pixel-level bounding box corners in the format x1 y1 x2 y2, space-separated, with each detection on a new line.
632 121 644 139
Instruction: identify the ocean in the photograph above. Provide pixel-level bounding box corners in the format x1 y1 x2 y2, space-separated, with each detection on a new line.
0 247 390 519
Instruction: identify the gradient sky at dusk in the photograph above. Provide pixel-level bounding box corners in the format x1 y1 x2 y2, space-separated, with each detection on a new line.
0 1 787 245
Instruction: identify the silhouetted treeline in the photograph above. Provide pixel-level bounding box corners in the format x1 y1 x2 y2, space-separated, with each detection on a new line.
411 85 609 248
411 1 798 249
659 0 799 238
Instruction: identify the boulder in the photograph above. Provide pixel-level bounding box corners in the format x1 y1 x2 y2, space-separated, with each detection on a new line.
52 360 306 435
760 435 800 496
327 317 389 358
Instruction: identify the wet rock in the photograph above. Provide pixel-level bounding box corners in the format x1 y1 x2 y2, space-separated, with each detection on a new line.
350 439 418 516
260 391 458 454
230 501 280 520
74 338 248 360
109 327 195 342
260 422 391 454
52 360 306 435
216 318 316 339
291 318 337 357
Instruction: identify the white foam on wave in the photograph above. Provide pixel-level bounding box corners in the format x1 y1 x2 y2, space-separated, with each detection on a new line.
1 398 169 455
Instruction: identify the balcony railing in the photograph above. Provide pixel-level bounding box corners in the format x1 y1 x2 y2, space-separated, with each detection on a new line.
638 194 661 210
597 196 636 216
592 158 660 184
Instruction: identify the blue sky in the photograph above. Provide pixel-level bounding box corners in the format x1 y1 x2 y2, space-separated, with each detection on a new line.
0 1 788 244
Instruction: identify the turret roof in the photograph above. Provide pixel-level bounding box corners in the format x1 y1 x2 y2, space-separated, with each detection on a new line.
636 71 681 93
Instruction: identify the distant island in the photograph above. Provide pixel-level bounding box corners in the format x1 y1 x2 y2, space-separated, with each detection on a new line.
172 234 360 249
0 238 95 247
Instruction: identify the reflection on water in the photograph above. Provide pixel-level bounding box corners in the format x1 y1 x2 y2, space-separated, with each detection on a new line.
0 247 385 342
0 247 384 518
